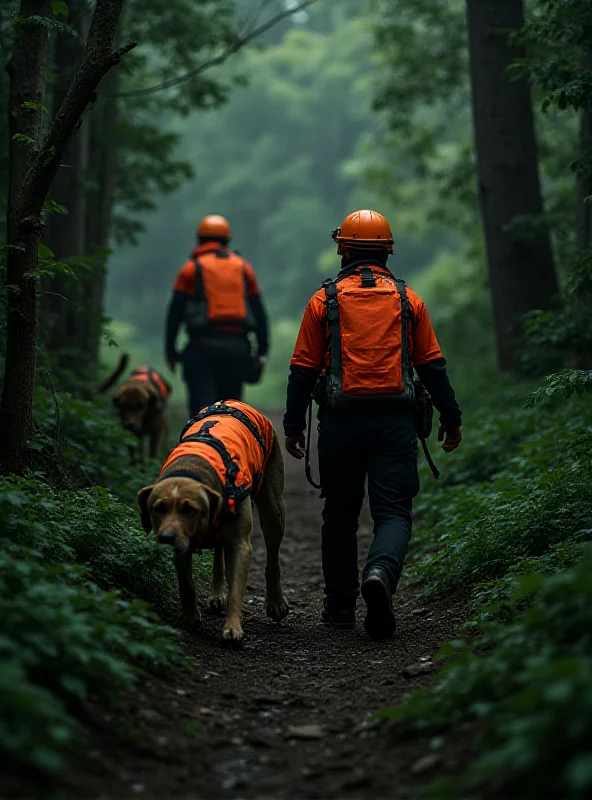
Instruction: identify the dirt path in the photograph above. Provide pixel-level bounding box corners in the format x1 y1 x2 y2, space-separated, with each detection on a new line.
68 414 467 800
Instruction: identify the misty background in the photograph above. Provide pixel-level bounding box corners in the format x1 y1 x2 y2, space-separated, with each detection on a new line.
103 0 466 408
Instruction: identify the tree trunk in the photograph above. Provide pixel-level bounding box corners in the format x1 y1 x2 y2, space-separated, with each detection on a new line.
85 64 120 366
573 48 592 366
466 0 560 372
42 0 92 373
0 0 135 475
1 0 51 476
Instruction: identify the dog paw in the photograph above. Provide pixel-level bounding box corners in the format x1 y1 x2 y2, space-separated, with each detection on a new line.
266 593 290 622
221 623 244 648
207 595 227 615
180 607 201 632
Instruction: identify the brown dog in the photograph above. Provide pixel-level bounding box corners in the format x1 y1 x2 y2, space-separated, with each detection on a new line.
97 354 171 459
137 401 289 644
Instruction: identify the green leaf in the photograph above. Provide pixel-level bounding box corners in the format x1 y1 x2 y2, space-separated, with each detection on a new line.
38 243 54 259
12 133 37 148
22 101 48 115
42 200 68 216
51 0 69 18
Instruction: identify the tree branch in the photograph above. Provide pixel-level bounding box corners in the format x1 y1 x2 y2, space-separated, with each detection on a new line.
16 0 136 232
103 0 317 99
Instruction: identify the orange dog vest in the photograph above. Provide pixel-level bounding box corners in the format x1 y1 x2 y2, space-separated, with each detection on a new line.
160 401 274 520
129 366 170 401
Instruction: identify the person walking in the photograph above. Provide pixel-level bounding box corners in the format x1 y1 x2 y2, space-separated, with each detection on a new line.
283 209 462 639
166 214 269 416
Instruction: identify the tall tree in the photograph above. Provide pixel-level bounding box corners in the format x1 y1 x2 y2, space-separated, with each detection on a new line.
0 0 135 475
43 0 94 372
466 0 560 371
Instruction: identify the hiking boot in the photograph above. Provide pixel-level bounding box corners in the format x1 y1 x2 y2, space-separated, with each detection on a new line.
361 568 396 640
320 605 355 628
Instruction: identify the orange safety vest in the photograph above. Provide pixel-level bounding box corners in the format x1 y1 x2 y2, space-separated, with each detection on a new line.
160 400 274 520
129 367 171 401
319 265 416 409
185 249 255 332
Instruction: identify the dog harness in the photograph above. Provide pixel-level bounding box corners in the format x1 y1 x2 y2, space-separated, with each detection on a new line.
129 366 171 401
160 400 274 522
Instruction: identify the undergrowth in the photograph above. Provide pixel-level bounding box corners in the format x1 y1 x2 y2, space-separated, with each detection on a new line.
383 392 592 799
0 389 209 781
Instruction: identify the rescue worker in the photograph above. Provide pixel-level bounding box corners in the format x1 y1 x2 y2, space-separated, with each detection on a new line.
166 214 269 416
283 209 462 639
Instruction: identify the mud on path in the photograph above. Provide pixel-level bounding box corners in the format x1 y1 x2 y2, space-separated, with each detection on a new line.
67 414 468 800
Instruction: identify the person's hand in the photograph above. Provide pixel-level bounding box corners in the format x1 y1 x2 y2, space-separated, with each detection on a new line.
438 425 462 453
285 434 306 459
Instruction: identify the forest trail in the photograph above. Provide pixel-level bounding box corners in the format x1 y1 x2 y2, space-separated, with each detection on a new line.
67 414 467 800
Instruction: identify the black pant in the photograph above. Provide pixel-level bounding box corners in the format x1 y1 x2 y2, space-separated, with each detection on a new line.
182 335 251 417
317 407 419 610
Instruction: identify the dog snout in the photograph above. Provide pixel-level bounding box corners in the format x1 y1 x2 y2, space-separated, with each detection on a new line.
123 420 141 436
157 530 177 545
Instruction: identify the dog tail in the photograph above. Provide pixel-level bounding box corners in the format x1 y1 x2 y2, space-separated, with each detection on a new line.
95 352 130 395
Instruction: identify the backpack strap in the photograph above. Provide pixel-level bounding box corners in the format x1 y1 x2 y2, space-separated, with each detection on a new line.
180 402 268 505
181 401 265 453
181 421 250 519
322 277 342 385
394 279 414 369
192 258 205 300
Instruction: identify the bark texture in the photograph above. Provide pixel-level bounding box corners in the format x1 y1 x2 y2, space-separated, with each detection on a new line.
0 0 135 475
466 0 560 372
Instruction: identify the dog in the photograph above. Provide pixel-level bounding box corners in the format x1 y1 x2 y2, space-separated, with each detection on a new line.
137 400 289 645
96 353 172 459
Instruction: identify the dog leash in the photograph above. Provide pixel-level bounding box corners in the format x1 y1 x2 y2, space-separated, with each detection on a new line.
304 399 322 490
419 437 440 479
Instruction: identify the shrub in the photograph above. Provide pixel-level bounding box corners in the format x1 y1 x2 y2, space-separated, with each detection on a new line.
0 542 182 772
410 396 592 599
378 549 592 799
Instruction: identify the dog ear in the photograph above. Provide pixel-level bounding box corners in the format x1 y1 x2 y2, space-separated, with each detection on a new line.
137 485 155 532
202 485 223 526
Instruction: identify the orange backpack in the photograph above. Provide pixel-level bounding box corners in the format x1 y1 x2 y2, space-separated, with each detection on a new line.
318 265 416 409
184 249 255 332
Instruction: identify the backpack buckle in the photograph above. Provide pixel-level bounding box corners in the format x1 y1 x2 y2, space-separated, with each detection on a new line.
360 266 376 287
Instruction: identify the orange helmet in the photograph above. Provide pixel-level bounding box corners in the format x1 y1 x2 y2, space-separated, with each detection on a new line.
197 214 231 241
332 209 394 254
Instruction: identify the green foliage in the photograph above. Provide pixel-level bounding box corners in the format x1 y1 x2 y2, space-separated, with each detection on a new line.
378 549 592 799
104 0 241 245
51 0 69 19
42 199 68 215
32 387 152 501
12 132 37 148
0 476 185 609
525 368 592 407
514 0 592 113
410 397 592 599
0 541 181 772
0 389 205 776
